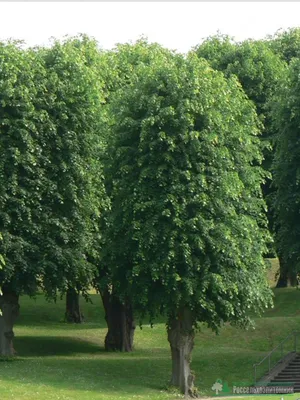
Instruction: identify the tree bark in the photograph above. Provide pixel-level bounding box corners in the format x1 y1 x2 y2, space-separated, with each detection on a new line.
167 307 197 398
276 255 298 288
65 288 84 323
101 289 135 352
0 290 19 357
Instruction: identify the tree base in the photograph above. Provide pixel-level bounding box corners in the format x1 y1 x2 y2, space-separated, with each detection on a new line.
101 290 135 352
276 256 298 288
0 291 19 357
168 308 197 398
65 288 84 323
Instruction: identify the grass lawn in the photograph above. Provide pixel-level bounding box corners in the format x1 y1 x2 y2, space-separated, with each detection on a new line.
1 259 300 399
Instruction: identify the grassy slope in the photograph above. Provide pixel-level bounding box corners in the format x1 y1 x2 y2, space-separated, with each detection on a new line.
1 259 299 400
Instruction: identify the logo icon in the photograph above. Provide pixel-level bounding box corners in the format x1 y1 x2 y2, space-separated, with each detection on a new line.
212 379 223 395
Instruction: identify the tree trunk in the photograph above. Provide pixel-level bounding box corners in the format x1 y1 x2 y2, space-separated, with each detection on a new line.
101 289 135 352
0 291 19 357
276 256 297 288
167 307 197 398
65 288 84 323
276 268 288 288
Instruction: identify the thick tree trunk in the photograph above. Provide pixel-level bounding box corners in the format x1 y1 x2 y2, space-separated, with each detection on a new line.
276 256 297 288
289 272 298 287
65 288 84 323
276 269 288 288
167 308 197 398
0 291 19 357
101 289 135 352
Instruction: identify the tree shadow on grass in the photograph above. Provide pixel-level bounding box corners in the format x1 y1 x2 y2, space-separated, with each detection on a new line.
8 335 172 396
0 347 257 396
0 355 171 395
14 335 105 357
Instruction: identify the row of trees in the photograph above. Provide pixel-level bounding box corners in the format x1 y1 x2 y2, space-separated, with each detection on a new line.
0 28 300 396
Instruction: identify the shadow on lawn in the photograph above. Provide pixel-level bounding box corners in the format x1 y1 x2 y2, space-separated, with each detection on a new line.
1 337 262 397
15 335 105 357
0 356 171 394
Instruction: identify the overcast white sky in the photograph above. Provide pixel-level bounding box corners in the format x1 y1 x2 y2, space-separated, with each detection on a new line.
1 2 300 52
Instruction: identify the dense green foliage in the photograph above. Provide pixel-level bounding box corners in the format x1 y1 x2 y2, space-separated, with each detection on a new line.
195 35 286 142
194 35 287 261
104 49 273 329
0 41 46 294
104 39 172 90
269 28 300 63
0 29 299 397
271 58 300 279
33 37 108 298
193 35 236 74
0 37 108 298
98 40 175 286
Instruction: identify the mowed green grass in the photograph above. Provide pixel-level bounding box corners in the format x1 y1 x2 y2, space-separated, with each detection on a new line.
1 259 300 399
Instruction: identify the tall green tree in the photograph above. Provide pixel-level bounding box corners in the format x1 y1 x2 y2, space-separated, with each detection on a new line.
262 30 300 286
271 58 300 287
33 36 109 323
267 30 300 286
0 36 108 355
104 50 273 396
0 41 46 356
195 35 287 283
98 40 173 352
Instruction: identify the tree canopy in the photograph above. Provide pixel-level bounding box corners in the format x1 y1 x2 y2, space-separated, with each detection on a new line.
194 35 286 137
106 48 272 324
194 34 287 262
0 36 108 298
32 37 108 298
0 41 45 295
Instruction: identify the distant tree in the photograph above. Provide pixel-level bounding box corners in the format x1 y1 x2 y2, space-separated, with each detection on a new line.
271 58 300 288
263 29 300 285
267 28 300 286
195 36 286 173
104 50 273 396
195 35 288 281
195 35 286 121
64 287 84 324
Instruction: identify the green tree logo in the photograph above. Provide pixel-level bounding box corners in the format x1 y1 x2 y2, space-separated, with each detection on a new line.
212 379 223 395
212 379 230 396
